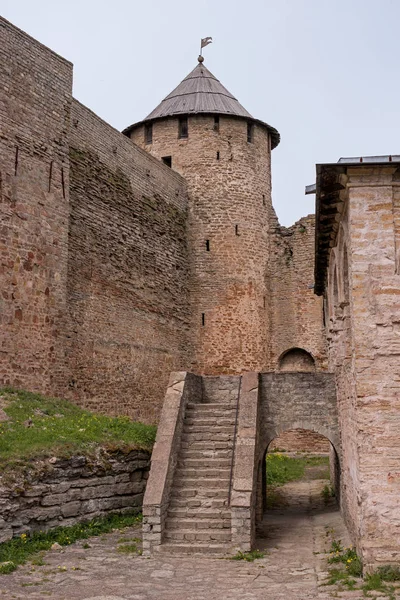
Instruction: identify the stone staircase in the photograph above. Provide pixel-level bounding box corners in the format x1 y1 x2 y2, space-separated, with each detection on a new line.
161 399 237 554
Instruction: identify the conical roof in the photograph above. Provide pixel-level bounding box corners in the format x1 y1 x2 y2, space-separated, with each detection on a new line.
123 61 280 148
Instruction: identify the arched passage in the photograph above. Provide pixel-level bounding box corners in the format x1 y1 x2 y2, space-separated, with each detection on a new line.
255 429 341 538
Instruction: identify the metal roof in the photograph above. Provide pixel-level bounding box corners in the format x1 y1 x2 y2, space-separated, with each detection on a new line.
122 62 280 148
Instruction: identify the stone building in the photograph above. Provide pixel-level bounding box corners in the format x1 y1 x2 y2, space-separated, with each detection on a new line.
0 16 398 568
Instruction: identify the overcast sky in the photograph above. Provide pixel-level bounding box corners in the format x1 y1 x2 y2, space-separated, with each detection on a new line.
2 0 399 226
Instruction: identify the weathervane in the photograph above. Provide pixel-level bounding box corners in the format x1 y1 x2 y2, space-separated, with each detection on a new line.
198 37 212 63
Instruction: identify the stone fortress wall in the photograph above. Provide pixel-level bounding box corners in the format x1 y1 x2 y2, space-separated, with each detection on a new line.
0 17 191 421
320 164 400 566
0 13 326 423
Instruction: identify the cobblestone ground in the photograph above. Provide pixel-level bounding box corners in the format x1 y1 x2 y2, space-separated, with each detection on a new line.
0 479 398 600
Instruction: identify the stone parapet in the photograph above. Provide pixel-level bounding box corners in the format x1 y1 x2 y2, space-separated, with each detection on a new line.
230 372 260 551
142 371 199 554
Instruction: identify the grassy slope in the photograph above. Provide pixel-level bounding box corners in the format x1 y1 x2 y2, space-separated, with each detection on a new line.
0 388 156 472
266 452 330 487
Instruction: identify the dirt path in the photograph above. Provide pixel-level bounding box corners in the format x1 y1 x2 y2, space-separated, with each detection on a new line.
0 480 398 600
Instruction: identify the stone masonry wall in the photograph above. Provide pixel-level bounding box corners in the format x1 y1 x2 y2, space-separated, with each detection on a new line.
130 115 272 375
269 213 327 370
0 17 72 394
65 102 191 422
269 429 330 453
0 450 150 543
326 165 400 567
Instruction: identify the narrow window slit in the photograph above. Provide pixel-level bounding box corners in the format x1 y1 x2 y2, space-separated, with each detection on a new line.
61 167 66 199
235 224 239 236
216 151 220 160
247 122 254 143
178 117 188 139
144 123 153 144
262 194 265 205
48 161 53 192
206 240 210 251
14 146 19 176
214 116 220 131
201 313 205 326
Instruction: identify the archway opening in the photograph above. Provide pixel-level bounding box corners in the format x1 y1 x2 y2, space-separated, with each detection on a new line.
278 348 316 372
255 429 341 549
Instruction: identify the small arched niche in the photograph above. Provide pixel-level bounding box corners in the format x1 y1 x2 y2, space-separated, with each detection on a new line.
278 348 316 372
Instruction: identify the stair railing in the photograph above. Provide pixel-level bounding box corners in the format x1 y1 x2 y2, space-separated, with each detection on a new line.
228 375 242 506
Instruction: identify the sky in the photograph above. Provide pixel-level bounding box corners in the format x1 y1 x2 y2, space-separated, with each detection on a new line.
1 0 399 226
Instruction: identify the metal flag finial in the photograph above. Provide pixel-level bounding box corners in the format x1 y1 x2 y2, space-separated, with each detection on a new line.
199 37 212 61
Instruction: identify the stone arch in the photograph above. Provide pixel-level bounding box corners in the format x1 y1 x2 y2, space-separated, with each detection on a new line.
278 347 316 372
256 427 341 526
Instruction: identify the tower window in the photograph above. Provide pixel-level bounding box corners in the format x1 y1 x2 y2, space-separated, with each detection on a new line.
214 115 220 131
216 151 220 160
247 122 254 143
206 240 210 251
162 156 172 168
262 194 265 205
235 224 239 236
144 123 153 144
178 116 188 139
202 313 205 326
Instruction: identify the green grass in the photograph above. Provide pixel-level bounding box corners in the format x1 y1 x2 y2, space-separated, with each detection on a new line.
0 511 142 574
229 550 265 562
0 388 156 473
266 453 329 487
328 541 362 577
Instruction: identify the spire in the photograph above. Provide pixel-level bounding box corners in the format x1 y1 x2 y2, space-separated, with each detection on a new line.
123 63 280 148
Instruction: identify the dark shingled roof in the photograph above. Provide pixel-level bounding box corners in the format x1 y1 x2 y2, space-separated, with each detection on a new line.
123 62 280 148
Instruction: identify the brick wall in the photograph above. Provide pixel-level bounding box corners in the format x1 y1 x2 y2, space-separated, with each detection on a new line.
0 17 72 394
66 102 191 422
130 116 272 375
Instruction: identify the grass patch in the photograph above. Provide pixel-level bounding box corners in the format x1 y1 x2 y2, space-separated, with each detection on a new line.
0 388 156 472
229 550 265 562
0 511 142 574
117 543 141 555
328 540 363 577
362 572 396 599
266 453 329 487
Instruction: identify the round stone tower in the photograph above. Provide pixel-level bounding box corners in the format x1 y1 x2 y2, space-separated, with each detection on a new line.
123 59 280 375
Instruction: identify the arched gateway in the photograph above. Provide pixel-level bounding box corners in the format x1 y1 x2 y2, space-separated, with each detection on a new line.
142 370 338 554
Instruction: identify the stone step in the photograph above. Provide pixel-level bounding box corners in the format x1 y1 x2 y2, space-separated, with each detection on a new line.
170 487 229 499
186 403 236 412
175 467 230 479
181 432 234 443
158 542 232 555
166 517 231 530
183 423 235 432
177 458 231 469
168 497 229 509
179 449 232 460
184 417 236 427
174 477 230 490
164 529 231 543
167 507 231 520
180 440 233 451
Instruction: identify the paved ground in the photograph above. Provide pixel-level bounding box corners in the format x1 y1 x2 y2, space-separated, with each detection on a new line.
0 477 398 600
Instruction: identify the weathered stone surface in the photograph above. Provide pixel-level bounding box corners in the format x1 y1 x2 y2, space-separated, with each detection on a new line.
0 450 149 539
